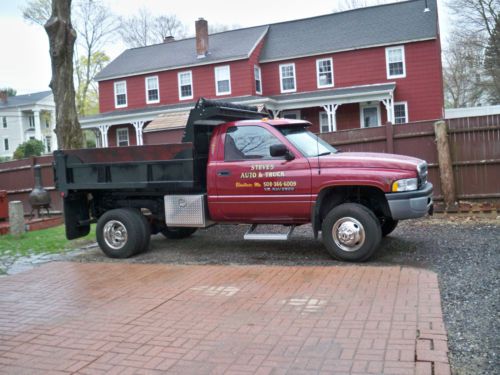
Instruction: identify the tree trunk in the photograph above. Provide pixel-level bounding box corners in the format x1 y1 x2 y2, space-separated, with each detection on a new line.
44 0 83 149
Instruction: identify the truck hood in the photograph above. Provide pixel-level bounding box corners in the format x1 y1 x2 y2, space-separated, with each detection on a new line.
316 152 423 171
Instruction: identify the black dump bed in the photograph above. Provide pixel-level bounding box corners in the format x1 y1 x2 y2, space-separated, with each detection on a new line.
54 98 268 195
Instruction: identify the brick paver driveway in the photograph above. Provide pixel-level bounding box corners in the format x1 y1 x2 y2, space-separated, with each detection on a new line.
0 262 450 374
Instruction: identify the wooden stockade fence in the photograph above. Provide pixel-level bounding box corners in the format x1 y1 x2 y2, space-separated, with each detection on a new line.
320 114 500 211
0 114 499 216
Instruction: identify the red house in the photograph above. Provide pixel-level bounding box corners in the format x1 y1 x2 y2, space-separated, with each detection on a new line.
80 0 444 147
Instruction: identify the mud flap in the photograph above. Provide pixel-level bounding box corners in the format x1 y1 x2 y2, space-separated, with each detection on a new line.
63 192 90 240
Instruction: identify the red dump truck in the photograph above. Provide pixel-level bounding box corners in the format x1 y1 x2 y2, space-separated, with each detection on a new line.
54 99 433 262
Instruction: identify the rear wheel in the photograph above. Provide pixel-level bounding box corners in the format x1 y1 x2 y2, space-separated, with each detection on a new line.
161 227 197 239
381 218 398 237
123 208 151 253
321 203 382 262
96 209 144 258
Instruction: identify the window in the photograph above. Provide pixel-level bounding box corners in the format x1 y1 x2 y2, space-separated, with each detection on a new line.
2 116 6 128
394 102 408 124
116 128 129 147
279 63 296 93
3 138 8 151
178 71 193 100
114 81 127 108
145 76 159 104
215 65 231 95
254 66 262 94
316 58 334 88
28 115 35 128
45 136 51 153
386 46 406 78
319 112 330 133
224 126 283 161
45 118 50 128
282 110 300 119
360 104 381 128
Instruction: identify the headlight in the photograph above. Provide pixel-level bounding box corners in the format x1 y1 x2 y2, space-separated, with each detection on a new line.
392 178 418 192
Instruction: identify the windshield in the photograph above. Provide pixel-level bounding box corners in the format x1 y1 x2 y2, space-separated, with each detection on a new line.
278 126 338 157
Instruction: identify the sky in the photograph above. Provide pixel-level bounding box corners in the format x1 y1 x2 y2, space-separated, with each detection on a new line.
0 0 453 95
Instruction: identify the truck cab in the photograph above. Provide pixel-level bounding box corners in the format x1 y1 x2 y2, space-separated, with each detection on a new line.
54 98 433 262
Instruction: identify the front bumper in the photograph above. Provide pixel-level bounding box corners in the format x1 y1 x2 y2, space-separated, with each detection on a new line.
385 182 433 220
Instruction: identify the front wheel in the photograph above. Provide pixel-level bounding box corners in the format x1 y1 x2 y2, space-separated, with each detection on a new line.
321 203 382 262
381 218 398 237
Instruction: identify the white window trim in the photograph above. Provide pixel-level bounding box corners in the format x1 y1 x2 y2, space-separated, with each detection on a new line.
254 65 262 95
282 110 301 119
394 101 409 124
316 58 334 89
359 103 382 128
178 71 193 100
2 116 7 128
279 63 297 93
385 46 406 79
114 81 128 108
145 76 160 104
116 127 130 146
215 65 232 96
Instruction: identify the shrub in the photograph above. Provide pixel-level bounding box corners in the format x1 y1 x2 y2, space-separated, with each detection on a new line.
13 139 45 160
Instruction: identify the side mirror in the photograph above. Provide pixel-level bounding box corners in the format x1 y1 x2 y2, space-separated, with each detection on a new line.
270 144 295 161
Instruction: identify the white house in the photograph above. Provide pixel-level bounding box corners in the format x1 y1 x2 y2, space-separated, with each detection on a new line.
0 90 57 159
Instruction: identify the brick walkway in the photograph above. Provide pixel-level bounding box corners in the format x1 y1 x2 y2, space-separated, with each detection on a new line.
0 262 450 374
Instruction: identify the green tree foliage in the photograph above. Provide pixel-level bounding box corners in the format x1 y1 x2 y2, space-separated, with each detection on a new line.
75 51 109 115
13 140 45 160
0 88 17 97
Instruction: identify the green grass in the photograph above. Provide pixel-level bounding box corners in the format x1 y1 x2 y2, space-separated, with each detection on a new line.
0 224 96 258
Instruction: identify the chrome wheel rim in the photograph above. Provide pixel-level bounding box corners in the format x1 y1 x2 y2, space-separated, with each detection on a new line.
332 217 365 252
103 220 128 250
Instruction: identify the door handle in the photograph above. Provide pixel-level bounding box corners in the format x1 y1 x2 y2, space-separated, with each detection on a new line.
217 170 231 176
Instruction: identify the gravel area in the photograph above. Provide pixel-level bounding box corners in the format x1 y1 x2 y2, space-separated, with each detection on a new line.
12 215 500 374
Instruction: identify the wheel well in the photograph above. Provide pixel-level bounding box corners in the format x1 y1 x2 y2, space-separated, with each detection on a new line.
314 186 391 232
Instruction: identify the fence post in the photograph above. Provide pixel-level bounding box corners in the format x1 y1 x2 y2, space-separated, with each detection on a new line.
434 120 457 209
8 201 25 237
385 122 394 153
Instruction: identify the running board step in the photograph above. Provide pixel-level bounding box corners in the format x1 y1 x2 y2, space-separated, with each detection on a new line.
244 224 295 241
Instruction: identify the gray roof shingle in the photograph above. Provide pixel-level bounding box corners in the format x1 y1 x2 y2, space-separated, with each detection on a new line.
0 91 52 109
260 0 437 62
95 0 437 81
95 26 269 81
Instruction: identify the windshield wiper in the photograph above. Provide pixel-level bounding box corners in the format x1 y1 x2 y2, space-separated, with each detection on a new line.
316 151 332 157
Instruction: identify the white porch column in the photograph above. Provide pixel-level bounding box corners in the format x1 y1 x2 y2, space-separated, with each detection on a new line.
382 95 395 123
33 109 42 140
322 103 339 132
98 125 110 147
132 120 145 145
51 110 58 150
270 110 281 119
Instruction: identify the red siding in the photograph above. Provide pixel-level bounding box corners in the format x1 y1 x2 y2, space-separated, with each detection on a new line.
261 40 444 122
99 59 256 113
143 129 184 145
107 124 137 147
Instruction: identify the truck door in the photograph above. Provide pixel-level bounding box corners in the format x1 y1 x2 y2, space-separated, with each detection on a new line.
210 124 312 222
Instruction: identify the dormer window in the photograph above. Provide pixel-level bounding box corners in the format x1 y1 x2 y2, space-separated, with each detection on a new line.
386 46 406 79
145 76 159 104
215 65 231 96
114 81 127 108
279 63 296 93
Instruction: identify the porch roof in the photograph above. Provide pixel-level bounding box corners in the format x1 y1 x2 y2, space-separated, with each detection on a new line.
266 83 396 110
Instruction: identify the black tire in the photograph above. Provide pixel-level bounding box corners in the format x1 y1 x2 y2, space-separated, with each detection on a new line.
123 208 151 254
381 218 399 237
321 203 382 262
160 226 197 239
96 208 144 258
